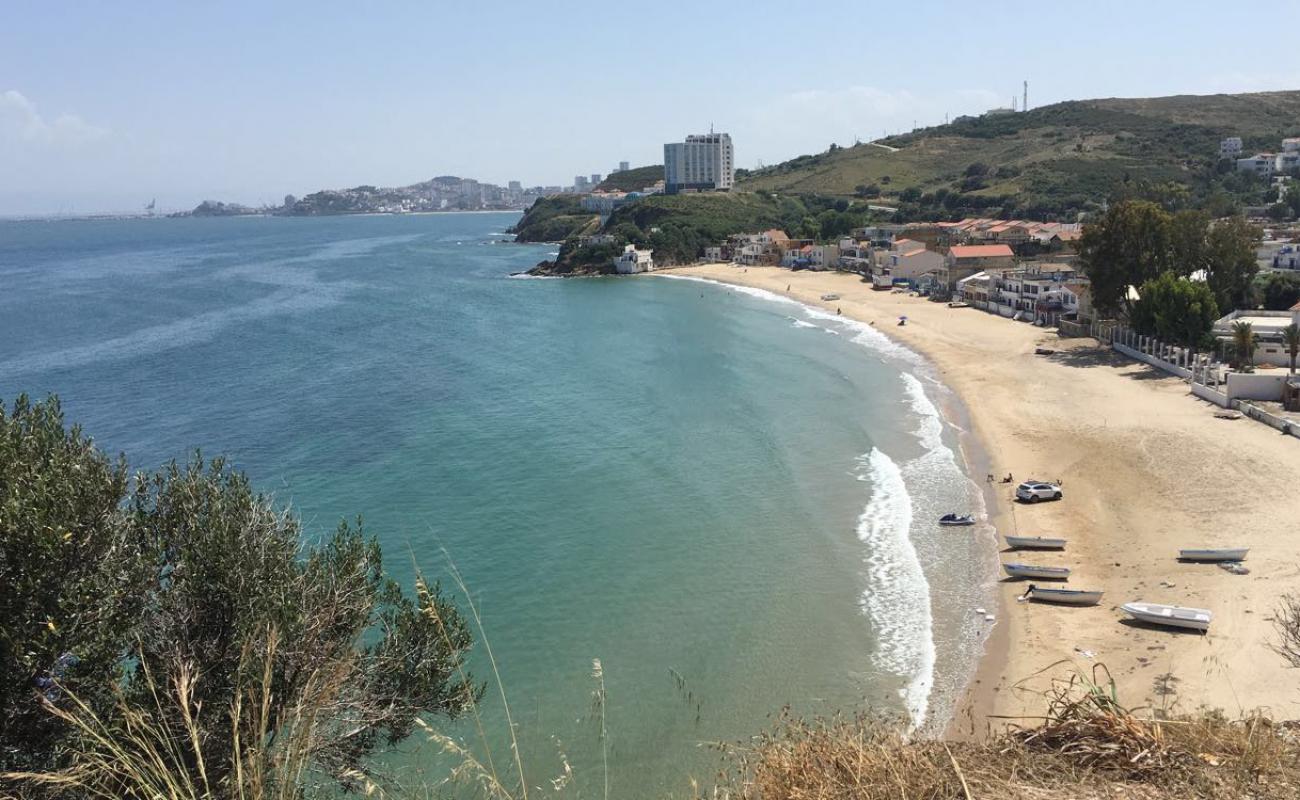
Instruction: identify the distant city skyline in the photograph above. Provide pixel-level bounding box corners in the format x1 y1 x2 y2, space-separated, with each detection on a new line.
4 0 1300 215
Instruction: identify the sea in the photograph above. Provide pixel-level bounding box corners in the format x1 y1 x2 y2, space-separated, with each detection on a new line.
0 212 996 797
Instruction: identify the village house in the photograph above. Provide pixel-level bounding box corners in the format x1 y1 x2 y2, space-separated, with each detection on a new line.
944 244 1015 291
612 244 654 274
871 238 946 287
732 229 789 266
989 263 1080 322
838 238 873 272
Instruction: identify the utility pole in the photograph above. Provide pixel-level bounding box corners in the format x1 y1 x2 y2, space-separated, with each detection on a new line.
1023 80 1029 113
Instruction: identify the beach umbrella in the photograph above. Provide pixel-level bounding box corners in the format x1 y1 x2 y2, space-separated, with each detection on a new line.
899 315 908 321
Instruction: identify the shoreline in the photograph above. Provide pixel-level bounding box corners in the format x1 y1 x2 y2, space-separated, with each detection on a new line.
655 264 1300 735
658 269 1001 734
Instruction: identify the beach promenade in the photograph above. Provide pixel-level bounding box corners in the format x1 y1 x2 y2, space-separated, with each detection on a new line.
662 264 1300 731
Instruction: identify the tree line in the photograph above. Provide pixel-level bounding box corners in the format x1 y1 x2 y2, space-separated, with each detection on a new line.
1079 201 1261 351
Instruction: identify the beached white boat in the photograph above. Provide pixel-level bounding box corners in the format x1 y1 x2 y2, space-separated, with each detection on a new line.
1002 563 1070 580
938 513 976 527
1121 601 1212 632
820 293 840 301
1005 535 1066 550
1021 586 1103 606
1178 548 1249 563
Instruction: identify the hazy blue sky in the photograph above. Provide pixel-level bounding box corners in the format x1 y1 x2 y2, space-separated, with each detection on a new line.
4 0 1300 214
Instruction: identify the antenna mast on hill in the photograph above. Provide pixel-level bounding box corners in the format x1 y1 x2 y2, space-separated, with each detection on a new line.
1023 80 1029 112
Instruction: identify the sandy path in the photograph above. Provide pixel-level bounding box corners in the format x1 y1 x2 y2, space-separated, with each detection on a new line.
660 265 1300 730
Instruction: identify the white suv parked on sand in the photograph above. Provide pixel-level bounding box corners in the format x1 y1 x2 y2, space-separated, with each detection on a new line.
1016 480 1062 503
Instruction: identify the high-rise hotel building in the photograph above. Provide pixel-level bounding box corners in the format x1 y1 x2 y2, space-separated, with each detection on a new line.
664 133 734 194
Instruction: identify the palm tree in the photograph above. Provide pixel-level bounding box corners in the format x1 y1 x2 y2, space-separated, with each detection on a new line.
1231 320 1258 370
1283 323 1300 374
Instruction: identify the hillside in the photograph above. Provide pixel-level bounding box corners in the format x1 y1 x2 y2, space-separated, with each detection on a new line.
522 192 858 275
508 195 600 242
741 90 1300 220
594 165 663 192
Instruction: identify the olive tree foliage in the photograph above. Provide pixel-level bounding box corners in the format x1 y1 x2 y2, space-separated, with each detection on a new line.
1079 200 1259 317
1 395 481 793
0 396 154 776
1130 272 1220 351
1077 200 1173 315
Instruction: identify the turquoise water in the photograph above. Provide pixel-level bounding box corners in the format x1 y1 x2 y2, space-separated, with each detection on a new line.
0 213 994 797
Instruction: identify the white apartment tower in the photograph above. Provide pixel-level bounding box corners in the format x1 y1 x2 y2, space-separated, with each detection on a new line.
664 132 734 194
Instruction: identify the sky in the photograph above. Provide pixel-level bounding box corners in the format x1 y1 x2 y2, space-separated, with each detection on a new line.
4 0 1300 215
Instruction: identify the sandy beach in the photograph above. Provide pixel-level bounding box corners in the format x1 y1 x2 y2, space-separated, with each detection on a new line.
661 264 1300 732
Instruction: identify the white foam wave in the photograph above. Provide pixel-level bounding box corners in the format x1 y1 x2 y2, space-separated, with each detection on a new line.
789 317 819 329
857 447 936 730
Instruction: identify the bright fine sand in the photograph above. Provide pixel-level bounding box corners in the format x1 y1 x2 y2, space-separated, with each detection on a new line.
662 264 1300 732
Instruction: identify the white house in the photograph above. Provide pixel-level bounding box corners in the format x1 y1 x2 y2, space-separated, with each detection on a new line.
613 244 654 274
1213 309 1300 369
1220 137 1243 159
1274 245 1300 270
1238 153 1277 176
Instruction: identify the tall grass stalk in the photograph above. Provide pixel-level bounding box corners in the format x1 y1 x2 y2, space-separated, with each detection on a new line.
590 658 608 800
439 549 529 800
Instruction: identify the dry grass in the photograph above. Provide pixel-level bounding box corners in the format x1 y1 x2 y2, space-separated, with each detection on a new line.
695 666 1300 800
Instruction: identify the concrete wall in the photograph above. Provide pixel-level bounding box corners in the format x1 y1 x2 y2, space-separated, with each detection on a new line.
1225 372 1289 402
1113 340 1193 379
1191 382 1230 407
1236 400 1300 438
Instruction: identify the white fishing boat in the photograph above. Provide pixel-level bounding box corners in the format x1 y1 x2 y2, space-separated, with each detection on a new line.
1020 585 1103 606
1178 548 1248 563
1002 563 1071 580
1005 535 1066 550
938 513 976 527
1121 601 1212 632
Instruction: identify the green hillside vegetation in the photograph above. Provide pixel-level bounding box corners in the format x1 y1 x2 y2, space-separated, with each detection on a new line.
595 165 663 192
529 192 876 274
741 91 1300 221
509 195 600 242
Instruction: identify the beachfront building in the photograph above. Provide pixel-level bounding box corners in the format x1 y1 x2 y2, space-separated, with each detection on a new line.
989 264 1080 322
944 244 1015 292
664 132 735 194
703 245 730 263
613 244 654 274
872 239 945 284
781 244 840 271
1212 309 1300 368
733 229 788 266
1220 137 1243 160
957 272 992 308
838 238 873 272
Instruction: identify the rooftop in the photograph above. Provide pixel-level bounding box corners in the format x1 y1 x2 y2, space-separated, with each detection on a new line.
949 244 1014 259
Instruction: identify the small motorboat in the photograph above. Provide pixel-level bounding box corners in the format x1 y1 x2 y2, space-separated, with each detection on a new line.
820 293 840 301
938 513 976 527
1005 535 1066 550
1020 585 1103 606
1002 563 1071 581
1178 548 1249 563
1120 601 1212 632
